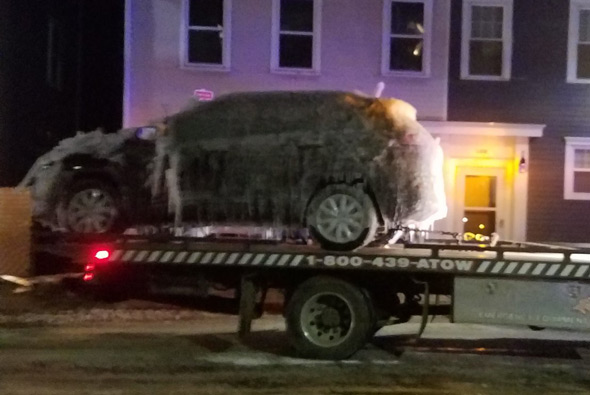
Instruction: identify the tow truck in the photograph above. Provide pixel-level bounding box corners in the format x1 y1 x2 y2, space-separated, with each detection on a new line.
81 228 590 360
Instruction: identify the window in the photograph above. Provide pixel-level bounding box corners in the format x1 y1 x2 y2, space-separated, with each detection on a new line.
271 0 322 73
461 0 513 80
564 137 590 200
183 0 231 70
568 0 590 83
382 0 433 77
47 17 64 90
463 175 497 236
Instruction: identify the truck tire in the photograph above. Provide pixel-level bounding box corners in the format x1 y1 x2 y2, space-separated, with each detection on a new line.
286 276 373 360
58 179 122 234
238 276 257 338
306 184 378 251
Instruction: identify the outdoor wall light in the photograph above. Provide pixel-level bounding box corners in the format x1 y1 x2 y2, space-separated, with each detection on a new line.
519 151 527 173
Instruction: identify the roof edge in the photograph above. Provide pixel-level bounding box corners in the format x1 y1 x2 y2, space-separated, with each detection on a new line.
420 120 545 138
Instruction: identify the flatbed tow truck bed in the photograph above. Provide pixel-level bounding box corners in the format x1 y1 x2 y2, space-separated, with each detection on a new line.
76 233 590 359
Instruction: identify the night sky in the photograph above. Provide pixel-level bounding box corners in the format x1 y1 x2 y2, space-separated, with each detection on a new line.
0 1 125 185
78 0 125 134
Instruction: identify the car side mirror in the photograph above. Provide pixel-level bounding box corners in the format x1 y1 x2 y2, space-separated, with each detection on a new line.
135 126 158 141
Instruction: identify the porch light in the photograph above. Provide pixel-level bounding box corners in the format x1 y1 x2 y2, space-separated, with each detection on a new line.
519 151 527 173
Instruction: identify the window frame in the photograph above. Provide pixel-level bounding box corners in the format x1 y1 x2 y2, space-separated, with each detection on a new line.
381 0 433 78
181 0 232 71
270 0 322 75
564 137 590 200
460 0 513 81
567 0 590 83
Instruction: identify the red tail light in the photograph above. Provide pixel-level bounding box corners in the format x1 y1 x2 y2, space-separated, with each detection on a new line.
95 250 110 260
85 250 110 283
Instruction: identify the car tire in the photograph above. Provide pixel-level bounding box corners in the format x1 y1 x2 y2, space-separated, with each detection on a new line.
306 184 378 251
286 276 373 360
58 179 122 234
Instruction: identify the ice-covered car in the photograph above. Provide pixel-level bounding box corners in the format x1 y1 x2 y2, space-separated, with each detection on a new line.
21 90 446 251
19 128 159 233
157 90 446 250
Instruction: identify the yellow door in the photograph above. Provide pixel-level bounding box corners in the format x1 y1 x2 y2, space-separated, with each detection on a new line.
456 167 507 238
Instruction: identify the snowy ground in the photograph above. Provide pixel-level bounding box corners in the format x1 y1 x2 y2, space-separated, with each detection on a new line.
1 315 590 394
1 281 590 394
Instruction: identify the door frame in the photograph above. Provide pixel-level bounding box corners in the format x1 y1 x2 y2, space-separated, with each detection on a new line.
455 166 509 238
431 133 534 243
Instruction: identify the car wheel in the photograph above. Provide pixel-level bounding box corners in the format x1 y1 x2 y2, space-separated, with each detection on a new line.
59 179 121 234
306 184 378 251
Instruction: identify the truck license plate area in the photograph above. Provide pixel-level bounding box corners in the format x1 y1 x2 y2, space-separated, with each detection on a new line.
453 277 590 330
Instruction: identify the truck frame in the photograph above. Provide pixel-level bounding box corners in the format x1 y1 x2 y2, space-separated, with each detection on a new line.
82 232 590 360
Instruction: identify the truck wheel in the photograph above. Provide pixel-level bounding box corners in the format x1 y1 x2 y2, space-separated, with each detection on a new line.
59 179 122 234
238 276 257 338
306 184 378 251
286 276 373 360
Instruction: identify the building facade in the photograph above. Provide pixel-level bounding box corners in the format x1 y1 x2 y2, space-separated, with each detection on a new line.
448 0 590 243
124 0 590 243
124 0 451 125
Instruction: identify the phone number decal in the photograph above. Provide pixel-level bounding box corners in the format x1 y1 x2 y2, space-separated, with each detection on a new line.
306 255 474 272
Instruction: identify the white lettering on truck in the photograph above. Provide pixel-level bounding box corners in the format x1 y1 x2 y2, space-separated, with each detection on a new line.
308 255 474 271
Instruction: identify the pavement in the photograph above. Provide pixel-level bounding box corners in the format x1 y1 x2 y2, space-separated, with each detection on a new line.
2 312 590 395
2 280 590 394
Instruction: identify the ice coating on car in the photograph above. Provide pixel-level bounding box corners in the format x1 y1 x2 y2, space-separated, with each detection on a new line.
160 90 447 229
20 90 447 239
18 129 136 221
19 129 135 186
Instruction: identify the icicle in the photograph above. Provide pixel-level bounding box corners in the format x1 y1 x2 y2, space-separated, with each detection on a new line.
373 81 385 98
166 151 183 227
152 134 171 198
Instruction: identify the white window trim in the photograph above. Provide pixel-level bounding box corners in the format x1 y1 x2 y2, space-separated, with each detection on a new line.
381 0 433 78
564 137 590 200
567 0 590 83
180 0 232 71
270 0 322 75
460 0 513 81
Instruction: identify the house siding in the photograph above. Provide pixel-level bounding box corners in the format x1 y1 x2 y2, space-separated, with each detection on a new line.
448 0 590 243
124 0 450 127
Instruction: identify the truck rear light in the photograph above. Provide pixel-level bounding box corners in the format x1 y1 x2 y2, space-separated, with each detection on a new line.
83 262 96 282
85 249 111 283
95 250 110 260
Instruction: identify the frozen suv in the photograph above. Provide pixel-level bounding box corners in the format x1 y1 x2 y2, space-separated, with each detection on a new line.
21 90 446 251
19 128 158 234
